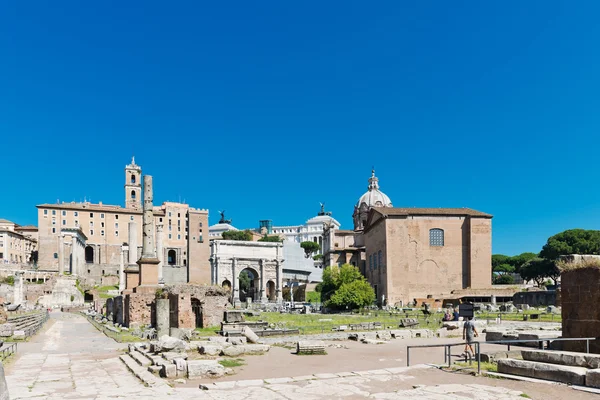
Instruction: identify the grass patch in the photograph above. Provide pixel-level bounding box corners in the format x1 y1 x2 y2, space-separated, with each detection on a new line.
519 394 531 399
97 285 119 292
245 312 442 335
194 326 219 336
218 358 245 368
455 361 498 373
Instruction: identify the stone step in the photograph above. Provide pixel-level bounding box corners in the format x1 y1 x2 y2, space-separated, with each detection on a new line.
522 349 600 369
128 350 151 367
497 358 588 386
119 354 171 390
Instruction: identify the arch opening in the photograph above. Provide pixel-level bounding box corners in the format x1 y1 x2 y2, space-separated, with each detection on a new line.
85 246 94 264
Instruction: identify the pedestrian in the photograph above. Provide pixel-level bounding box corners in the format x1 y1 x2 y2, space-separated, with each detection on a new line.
462 316 478 357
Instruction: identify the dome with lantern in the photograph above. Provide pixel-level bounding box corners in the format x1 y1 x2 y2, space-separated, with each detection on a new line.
353 169 393 230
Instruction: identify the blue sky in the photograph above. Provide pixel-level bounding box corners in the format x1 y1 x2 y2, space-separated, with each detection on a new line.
2 1 600 256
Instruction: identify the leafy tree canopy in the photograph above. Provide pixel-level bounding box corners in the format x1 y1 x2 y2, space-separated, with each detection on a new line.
327 280 376 309
540 229 600 260
320 264 375 309
222 230 253 241
300 241 320 258
239 270 251 291
258 235 283 242
493 274 515 285
520 258 560 287
492 252 538 274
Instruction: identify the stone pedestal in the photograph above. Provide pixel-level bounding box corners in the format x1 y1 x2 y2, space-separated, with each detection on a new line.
156 298 170 337
124 266 140 294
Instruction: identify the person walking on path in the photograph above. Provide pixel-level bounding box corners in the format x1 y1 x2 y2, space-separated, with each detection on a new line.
462 316 478 357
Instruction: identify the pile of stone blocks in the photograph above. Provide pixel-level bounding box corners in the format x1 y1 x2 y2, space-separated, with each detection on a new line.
197 336 271 357
497 349 600 388
347 329 435 344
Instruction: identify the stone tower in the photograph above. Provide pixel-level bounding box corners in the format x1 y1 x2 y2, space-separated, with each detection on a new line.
125 157 142 209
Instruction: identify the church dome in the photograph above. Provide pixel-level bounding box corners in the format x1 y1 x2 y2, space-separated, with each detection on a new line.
355 170 393 209
353 169 392 231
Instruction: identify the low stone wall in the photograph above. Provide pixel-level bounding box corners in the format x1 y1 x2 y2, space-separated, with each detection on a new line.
513 290 557 307
561 267 600 354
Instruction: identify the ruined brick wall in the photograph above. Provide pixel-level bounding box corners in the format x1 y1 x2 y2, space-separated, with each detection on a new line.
561 267 600 354
124 293 155 328
167 284 229 329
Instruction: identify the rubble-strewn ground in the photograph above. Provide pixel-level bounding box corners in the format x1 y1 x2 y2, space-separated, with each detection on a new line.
4 312 596 400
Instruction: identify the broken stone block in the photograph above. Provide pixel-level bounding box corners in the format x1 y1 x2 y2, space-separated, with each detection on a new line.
162 352 188 362
241 326 260 344
161 364 177 379
227 337 247 346
0 324 15 338
198 344 223 356
376 331 392 340
154 335 186 352
361 339 386 345
587 369 600 388
187 360 226 379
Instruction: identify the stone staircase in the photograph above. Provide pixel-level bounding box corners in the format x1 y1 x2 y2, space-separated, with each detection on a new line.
119 343 176 389
1 311 49 338
497 349 600 389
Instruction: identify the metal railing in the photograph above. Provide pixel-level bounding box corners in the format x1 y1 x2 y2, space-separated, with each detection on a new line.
0 342 17 360
407 336 596 375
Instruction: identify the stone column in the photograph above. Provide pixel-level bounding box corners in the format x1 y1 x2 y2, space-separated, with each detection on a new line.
156 298 170 337
13 271 24 306
128 222 138 266
156 224 164 285
232 258 239 306
119 246 125 293
259 259 266 304
142 176 156 259
71 236 77 275
57 234 64 274
275 260 283 304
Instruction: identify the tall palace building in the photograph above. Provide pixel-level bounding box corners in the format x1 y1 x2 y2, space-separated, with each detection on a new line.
36 158 210 285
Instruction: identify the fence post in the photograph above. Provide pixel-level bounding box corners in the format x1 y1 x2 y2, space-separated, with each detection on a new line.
587 339 590 354
476 342 481 375
407 347 410 367
448 345 451 368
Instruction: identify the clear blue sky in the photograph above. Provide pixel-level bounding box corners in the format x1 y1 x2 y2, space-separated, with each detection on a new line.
2 1 600 256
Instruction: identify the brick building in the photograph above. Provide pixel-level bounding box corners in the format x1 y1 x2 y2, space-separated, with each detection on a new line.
36 158 210 285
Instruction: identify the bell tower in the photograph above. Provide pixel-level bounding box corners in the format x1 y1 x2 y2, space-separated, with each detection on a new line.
125 157 142 209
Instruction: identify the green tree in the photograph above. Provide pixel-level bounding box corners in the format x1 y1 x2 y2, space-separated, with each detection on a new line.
327 280 376 309
313 254 323 261
239 270 251 292
540 229 600 260
258 235 282 242
222 230 253 241
493 263 515 276
491 254 510 268
493 274 515 285
320 264 375 309
519 258 559 287
510 252 538 272
300 241 320 258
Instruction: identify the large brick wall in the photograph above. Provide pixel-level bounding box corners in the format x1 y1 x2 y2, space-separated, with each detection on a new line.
561 267 600 354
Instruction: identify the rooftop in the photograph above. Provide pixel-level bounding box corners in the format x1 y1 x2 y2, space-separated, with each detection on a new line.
372 207 492 218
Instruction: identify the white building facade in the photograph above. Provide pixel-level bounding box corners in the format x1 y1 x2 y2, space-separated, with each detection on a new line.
271 207 341 253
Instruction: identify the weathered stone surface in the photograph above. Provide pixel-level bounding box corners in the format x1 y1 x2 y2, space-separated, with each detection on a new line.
241 326 260 344
154 335 186 352
198 344 223 356
517 332 561 347
161 352 188 361
227 337 247 346
221 344 270 357
390 330 411 340
522 349 600 369
0 323 15 337
376 331 392 340
161 363 177 378
0 307 6 325
187 360 225 379
497 358 587 385
409 329 431 338
0 361 8 400
587 369 600 388
208 336 228 343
